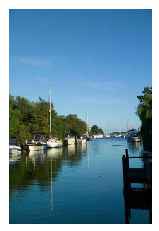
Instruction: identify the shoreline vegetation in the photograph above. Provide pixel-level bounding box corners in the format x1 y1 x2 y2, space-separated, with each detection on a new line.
137 87 152 151
9 95 87 144
9 95 104 145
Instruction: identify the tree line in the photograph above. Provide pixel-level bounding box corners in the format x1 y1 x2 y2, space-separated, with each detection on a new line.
137 87 152 151
9 95 87 144
10 95 104 144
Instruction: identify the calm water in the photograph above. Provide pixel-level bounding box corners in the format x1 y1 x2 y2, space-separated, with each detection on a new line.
9 138 150 224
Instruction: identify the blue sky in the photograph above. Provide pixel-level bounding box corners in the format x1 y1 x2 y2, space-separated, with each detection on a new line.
9 9 152 132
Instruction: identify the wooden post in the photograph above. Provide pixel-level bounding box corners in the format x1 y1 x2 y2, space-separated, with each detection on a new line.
122 155 127 190
122 150 131 223
125 149 129 169
122 149 130 191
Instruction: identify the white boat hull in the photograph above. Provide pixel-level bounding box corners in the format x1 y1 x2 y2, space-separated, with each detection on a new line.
47 139 63 148
28 145 44 151
9 145 21 164
92 134 104 139
9 145 21 155
130 137 141 142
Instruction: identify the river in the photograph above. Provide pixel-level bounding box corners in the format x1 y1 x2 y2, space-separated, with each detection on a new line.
9 138 150 224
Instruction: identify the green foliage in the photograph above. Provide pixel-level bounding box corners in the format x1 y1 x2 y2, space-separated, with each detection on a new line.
137 87 152 121
137 87 152 151
9 95 87 143
65 114 87 137
90 125 104 135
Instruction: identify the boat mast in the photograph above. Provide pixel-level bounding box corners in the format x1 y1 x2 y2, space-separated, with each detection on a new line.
49 90 52 134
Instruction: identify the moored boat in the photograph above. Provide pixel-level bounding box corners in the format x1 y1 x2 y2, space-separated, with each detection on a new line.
27 143 45 151
46 91 63 149
64 136 75 145
92 134 104 139
127 129 141 142
9 146 21 165
105 134 111 138
47 138 63 148
77 136 87 144
129 136 141 142
9 145 21 155
9 137 21 155
24 138 46 152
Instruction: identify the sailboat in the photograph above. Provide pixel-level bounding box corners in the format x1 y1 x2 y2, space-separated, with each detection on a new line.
46 91 63 148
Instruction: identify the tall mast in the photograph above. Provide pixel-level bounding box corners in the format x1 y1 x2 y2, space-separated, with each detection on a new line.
49 90 52 134
86 112 88 136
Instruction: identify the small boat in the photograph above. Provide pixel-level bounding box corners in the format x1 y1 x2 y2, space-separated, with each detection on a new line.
25 141 45 152
105 134 111 138
127 129 141 142
77 136 87 144
9 138 22 164
130 136 141 142
47 138 63 148
9 145 21 155
27 143 45 151
9 145 21 165
9 138 21 153
46 91 63 148
92 134 104 139
64 136 75 145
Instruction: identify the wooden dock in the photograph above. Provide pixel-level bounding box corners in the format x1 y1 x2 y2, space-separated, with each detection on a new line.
122 149 152 223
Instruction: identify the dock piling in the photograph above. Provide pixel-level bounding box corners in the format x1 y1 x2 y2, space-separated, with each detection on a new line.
122 149 152 223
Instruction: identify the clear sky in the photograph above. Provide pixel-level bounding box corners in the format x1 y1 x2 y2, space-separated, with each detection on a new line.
9 9 152 132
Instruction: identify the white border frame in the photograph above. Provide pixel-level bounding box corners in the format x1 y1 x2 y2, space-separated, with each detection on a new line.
0 0 158 229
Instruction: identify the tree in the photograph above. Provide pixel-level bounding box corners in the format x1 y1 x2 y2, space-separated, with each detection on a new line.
137 87 152 151
65 114 87 137
90 125 104 135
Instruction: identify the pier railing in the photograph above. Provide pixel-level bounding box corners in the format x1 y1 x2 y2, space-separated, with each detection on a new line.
122 149 152 223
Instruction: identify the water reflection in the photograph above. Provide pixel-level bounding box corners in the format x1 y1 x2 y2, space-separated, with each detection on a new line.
9 152 21 165
10 144 87 194
28 150 47 162
127 141 143 156
47 148 63 160
50 159 54 212
63 144 87 166
10 140 150 224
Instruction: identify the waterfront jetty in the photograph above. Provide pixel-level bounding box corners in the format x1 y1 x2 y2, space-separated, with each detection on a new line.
122 149 152 223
